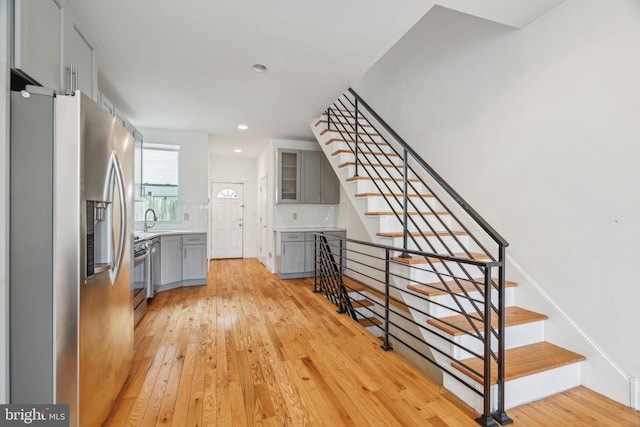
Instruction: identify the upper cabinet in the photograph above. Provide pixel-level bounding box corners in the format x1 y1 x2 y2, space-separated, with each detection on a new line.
13 0 64 91
12 0 97 100
276 149 340 205
277 149 300 204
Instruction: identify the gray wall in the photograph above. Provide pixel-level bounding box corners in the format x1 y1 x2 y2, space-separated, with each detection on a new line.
353 0 640 406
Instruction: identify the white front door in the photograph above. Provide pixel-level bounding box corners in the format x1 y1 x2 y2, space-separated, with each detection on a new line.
211 183 244 259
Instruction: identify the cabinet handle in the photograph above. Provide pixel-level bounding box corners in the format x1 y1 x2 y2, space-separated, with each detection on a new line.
184 248 186 259
65 64 79 95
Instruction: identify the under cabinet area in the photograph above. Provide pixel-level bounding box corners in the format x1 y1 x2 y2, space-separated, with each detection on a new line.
276 149 340 204
275 229 346 279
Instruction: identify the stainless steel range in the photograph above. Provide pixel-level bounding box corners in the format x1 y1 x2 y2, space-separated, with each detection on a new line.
133 236 151 325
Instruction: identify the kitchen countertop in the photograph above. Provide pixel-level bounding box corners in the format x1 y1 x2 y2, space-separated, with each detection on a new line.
273 227 346 233
134 230 206 241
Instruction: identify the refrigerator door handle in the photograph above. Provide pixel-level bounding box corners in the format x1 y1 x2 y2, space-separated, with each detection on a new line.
108 152 127 283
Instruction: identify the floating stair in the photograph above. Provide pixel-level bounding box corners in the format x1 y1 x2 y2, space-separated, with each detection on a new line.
310 105 586 417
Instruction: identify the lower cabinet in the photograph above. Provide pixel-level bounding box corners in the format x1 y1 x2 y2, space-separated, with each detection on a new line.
156 233 207 293
160 235 182 286
182 234 207 283
278 230 345 279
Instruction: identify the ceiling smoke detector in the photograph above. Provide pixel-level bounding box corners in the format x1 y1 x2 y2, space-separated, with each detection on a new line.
251 64 268 73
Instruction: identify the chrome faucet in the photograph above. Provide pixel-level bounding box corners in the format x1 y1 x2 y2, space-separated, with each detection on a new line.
144 208 157 232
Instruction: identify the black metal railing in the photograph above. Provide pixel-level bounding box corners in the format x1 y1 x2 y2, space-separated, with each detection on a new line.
314 234 508 427
320 89 512 426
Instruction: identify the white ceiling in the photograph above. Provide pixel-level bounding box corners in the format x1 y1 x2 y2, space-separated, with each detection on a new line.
67 0 564 158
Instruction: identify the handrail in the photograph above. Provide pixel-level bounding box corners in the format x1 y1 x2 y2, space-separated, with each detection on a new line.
313 232 506 425
348 88 509 248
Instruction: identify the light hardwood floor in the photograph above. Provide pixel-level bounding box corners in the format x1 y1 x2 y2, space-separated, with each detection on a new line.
105 259 640 426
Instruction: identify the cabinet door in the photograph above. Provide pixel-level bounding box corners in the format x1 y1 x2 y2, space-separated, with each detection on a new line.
277 150 300 203
304 240 316 273
320 155 340 204
64 13 97 99
160 235 182 285
301 151 322 204
280 241 305 274
13 0 64 91
183 245 207 281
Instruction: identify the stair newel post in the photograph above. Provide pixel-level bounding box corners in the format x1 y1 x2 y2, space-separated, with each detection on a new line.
492 245 513 425
476 265 498 427
354 97 359 177
327 107 332 130
381 248 392 351
399 147 411 258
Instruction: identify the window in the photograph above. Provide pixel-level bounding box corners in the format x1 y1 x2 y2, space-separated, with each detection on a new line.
135 143 180 222
216 188 239 199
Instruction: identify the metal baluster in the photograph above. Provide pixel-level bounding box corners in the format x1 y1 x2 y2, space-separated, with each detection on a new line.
400 147 410 258
354 97 359 177
477 266 498 427
381 248 392 351
492 246 513 425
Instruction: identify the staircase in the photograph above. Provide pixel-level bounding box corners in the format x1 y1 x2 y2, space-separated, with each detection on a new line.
310 89 586 426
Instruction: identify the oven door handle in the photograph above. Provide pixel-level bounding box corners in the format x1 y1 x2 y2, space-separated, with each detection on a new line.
134 251 150 263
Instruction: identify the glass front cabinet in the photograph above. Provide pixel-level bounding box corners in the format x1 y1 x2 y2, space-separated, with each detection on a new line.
276 149 300 204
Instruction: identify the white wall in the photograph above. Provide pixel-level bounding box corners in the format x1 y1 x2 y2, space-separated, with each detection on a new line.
0 0 9 404
352 1 640 406
208 140 259 259
138 128 209 231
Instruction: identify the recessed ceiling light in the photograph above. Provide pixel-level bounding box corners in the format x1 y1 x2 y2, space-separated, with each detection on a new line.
234 149 242 153
237 124 248 130
251 64 268 73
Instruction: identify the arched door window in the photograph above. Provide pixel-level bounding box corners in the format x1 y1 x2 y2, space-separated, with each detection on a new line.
216 188 239 199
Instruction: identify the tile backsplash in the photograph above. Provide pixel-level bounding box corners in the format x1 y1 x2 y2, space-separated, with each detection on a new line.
273 204 341 228
134 201 208 231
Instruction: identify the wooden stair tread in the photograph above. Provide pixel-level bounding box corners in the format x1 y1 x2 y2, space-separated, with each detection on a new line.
452 342 586 385
315 119 373 128
351 299 374 308
407 278 517 297
343 276 410 313
333 150 397 157
391 253 490 265
347 176 418 182
341 276 366 292
355 192 433 198
339 162 403 168
427 306 547 336
321 128 380 137
376 231 467 238
325 138 389 147
366 211 448 216
358 317 383 327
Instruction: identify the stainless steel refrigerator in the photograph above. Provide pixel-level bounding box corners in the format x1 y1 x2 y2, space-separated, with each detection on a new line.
10 87 134 427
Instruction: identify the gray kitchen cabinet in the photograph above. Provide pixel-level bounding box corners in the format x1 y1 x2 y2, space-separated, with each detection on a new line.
276 149 300 204
277 149 339 204
320 154 340 203
160 235 182 286
182 234 207 283
63 13 97 99
13 0 64 91
278 230 345 279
